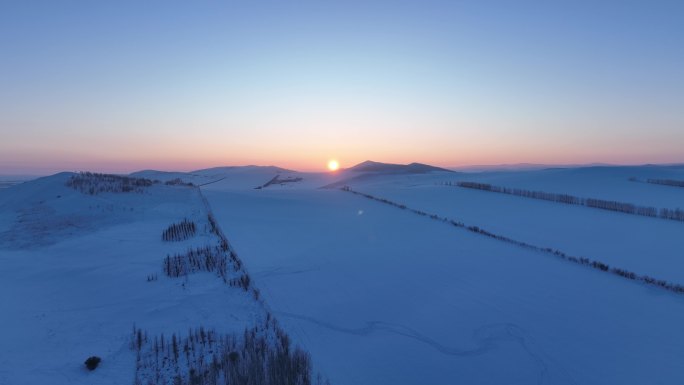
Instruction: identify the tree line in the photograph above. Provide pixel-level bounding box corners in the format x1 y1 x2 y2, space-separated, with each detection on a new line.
451 181 684 222
340 186 684 295
143 209 325 385
66 172 157 195
162 244 252 291
160 215 256 296
132 315 327 385
162 219 197 241
647 179 684 188
165 178 195 187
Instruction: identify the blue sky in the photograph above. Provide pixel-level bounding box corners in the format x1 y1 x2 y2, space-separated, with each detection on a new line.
1 0 683 173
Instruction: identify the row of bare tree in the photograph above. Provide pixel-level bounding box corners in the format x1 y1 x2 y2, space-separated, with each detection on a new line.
452 181 684 222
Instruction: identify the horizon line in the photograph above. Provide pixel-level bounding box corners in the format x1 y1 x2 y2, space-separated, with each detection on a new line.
3 160 684 177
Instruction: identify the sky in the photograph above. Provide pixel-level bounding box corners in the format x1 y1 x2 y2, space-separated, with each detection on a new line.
1 0 683 174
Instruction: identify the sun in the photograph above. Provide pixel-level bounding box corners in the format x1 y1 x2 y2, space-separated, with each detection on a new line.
327 159 340 171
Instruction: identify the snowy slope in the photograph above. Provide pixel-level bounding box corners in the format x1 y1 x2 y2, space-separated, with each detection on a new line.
0 174 283 385
350 176 684 285
132 161 456 192
459 165 684 208
202 165 684 385
131 166 323 190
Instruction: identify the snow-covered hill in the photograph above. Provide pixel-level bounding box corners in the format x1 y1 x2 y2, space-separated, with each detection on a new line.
131 160 456 192
346 160 454 174
0 172 318 385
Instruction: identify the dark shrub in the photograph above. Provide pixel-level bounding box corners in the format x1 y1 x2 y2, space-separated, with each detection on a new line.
84 356 101 371
228 351 239 362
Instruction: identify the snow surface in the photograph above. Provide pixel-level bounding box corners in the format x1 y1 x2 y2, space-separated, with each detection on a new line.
458 165 684 209
200 165 684 384
0 175 267 385
0 175 37 190
353 172 684 284
3 165 684 384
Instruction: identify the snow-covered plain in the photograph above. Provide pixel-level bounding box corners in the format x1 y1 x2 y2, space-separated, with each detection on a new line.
2 163 684 384
353 170 684 284
0 175 36 190
200 164 684 384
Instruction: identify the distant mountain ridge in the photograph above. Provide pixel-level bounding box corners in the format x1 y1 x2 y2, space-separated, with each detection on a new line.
347 160 453 174
192 165 294 174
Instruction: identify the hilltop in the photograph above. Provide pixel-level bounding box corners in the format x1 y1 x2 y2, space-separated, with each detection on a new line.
347 160 454 174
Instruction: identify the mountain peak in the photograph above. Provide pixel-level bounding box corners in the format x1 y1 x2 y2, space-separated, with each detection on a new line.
347 160 453 174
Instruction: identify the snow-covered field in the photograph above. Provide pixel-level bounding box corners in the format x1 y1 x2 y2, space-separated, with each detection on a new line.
200 163 684 384
0 175 36 190
0 173 277 385
352 170 684 284
2 163 684 384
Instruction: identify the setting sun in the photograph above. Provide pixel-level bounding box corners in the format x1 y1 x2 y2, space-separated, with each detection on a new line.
327 159 340 171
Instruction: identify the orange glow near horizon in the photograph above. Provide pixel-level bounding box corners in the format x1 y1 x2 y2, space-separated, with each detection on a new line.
3 134 684 175
5 149 684 175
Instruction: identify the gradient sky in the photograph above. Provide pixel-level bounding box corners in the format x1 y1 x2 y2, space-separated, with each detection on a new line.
1 0 683 173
